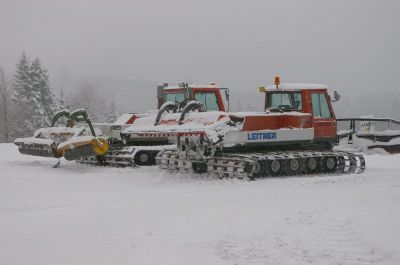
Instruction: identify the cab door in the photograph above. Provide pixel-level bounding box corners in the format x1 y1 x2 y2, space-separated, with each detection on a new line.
311 92 336 140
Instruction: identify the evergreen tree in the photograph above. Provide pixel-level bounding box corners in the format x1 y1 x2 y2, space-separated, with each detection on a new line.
12 53 38 137
59 87 66 110
106 99 119 123
12 53 31 100
12 53 60 137
30 58 58 127
0 67 15 142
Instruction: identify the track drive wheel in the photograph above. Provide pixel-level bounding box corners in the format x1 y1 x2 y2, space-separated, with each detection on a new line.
269 159 282 176
306 157 318 173
134 150 155 166
323 156 337 173
243 162 256 180
251 160 265 178
288 158 301 175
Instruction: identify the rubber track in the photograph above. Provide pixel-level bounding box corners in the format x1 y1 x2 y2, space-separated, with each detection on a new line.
156 150 366 180
77 149 136 167
76 145 172 168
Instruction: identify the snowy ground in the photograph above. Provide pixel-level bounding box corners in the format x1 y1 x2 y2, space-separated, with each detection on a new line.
1 144 400 265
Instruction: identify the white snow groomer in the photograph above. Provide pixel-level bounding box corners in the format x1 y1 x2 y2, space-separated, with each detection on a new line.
14 109 108 165
80 82 230 167
129 77 366 179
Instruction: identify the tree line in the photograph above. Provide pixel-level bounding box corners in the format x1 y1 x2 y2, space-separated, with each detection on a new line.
0 53 119 143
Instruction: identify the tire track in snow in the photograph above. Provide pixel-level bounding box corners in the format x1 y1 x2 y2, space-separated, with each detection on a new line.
213 211 397 265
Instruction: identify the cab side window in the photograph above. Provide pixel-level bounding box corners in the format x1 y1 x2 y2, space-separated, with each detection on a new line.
311 93 332 118
195 92 220 111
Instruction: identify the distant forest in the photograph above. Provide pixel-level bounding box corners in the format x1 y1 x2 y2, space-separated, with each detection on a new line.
1 53 400 143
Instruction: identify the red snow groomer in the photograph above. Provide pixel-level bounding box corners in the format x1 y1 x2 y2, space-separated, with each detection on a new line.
129 77 366 179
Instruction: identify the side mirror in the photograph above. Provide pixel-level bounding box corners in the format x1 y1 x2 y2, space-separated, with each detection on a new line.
225 89 230 101
331 90 341 102
225 89 230 111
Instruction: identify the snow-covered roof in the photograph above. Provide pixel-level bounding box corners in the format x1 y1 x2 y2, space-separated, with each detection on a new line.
164 84 225 90
264 83 328 91
115 114 136 125
230 111 312 118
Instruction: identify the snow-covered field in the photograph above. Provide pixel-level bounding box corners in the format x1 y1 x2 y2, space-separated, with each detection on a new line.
1 144 400 265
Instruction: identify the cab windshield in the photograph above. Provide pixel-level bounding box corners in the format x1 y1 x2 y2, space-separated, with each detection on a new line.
266 92 302 111
195 92 220 111
165 92 185 103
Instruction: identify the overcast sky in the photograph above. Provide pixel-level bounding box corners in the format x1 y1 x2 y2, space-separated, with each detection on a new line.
1 0 400 114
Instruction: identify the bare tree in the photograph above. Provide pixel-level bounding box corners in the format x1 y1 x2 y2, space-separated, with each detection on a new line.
67 80 107 122
0 67 14 142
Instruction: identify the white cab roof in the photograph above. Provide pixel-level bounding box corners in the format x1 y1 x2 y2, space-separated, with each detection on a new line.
265 83 328 91
164 83 225 90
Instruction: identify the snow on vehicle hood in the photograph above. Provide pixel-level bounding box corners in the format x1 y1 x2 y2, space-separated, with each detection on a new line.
14 126 93 146
123 111 237 144
124 111 227 133
57 136 96 150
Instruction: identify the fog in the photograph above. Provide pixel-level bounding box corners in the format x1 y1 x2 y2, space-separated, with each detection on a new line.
1 0 399 117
